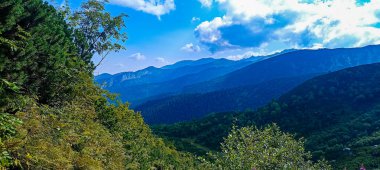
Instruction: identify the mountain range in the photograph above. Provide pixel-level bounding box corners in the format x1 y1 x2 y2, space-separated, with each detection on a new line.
131 45 380 124
153 63 380 169
96 56 269 105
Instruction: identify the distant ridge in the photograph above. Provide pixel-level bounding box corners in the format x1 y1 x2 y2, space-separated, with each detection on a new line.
95 53 276 105
136 45 380 124
183 45 380 93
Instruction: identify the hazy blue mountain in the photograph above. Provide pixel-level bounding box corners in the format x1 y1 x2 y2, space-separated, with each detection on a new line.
161 58 218 69
95 55 274 105
135 45 380 124
184 45 380 93
94 73 112 82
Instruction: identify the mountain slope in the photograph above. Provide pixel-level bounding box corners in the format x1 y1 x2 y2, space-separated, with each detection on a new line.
153 63 380 169
136 74 318 124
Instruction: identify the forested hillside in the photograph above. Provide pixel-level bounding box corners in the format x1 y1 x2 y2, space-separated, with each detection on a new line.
137 74 317 124
154 63 380 169
0 0 329 169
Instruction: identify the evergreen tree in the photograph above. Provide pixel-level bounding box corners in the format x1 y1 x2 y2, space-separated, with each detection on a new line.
0 0 84 105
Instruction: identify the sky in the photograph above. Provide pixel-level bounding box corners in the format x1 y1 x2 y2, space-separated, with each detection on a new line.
62 0 380 74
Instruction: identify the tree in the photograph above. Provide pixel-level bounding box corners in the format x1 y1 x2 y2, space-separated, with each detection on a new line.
64 0 128 70
0 0 85 105
210 124 331 170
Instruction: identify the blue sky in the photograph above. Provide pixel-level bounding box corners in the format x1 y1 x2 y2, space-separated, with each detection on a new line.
62 0 380 74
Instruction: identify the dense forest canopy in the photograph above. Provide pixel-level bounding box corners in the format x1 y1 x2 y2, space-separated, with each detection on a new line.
0 0 329 169
137 74 316 124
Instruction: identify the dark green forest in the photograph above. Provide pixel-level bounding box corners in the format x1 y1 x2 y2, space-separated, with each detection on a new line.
154 63 380 169
137 74 316 124
0 0 330 169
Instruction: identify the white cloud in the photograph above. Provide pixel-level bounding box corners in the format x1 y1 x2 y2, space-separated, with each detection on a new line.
198 0 213 8
195 16 234 52
181 43 201 52
155 57 170 64
110 0 175 19
129 53 146 61
191 17 201 23
196 0 380 52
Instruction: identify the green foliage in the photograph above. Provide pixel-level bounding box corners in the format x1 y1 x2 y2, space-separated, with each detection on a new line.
209 124 331 170
0 113 22 168
0 113 22 140
6 102 126 169
153 112 235 154
96 99 205 169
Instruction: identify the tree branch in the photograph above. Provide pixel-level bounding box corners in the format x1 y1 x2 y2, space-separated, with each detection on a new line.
93 50 110 69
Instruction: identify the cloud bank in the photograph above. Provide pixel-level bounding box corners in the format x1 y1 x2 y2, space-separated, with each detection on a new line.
195 0 380 52
110 0 175 19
